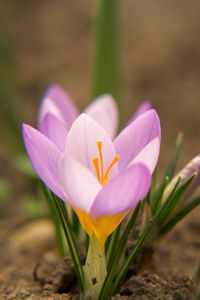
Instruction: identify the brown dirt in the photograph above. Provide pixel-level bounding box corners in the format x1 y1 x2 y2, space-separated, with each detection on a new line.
0 0 200 299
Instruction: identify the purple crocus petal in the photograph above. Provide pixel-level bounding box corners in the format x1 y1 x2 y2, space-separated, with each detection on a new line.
127 100 152 125
114 109 161 171
39 113 68 152
22 124 64 200
91 163 151 218
84 94 118 139
65 114 118 179
38 84 79 130
60 153 101 212
131 137 160 174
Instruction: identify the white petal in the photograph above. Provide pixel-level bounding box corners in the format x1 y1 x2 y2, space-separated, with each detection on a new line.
65 114 117 180
114 109 161 172
84 95 118 139
130 138 160 174
60 154 101 212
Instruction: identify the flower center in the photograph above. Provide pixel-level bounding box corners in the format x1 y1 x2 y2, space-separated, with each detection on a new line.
92 141 120 186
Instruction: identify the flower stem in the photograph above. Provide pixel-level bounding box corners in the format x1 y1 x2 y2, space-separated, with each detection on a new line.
82 235 107 300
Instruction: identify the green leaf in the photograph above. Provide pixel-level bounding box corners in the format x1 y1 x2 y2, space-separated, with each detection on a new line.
71 209 81 237
148 170 157 205
151 176 169 214
111 216 156 295
157 173 197 227
164 132 184 180
106 223 122 270
92 0 121 104
41 184 66 257
160 195 200 235
51 193 85 291
110 191 187 296
98 204 140 300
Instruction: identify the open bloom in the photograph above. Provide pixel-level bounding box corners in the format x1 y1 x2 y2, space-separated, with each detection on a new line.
37 84 151 151
22 108 160 245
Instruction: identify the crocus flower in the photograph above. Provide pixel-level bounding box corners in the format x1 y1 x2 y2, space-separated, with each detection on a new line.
22 108 160 246
37 84 151 152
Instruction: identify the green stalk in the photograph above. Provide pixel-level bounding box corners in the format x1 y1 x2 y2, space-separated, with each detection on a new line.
98 204 140 299
151 176 169 214
92 0 121 103
157 173 197 227
41 184 66 257
52 194 85 292
160 195 200 235
83 235 107 300
165 132 184 180
106 224 121 269
111 217 156 295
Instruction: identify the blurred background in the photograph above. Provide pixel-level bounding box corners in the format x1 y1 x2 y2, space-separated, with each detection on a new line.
0 1 200 297
1 1 200 168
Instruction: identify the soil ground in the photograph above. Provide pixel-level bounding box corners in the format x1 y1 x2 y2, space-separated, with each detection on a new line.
0 1 200 299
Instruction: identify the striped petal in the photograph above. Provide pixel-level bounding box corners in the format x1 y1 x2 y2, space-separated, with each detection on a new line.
131 137 160 174
114 109 161 171
59 153 101 212
38 84 78 129
91 163 151 217
22 124 64 200
84 94 118 139
65 114 118 179
39 113 68 151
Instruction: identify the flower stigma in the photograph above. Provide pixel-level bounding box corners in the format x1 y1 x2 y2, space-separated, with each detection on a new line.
92 141 120 186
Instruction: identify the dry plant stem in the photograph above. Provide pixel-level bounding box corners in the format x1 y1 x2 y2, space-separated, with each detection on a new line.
82 235 107 300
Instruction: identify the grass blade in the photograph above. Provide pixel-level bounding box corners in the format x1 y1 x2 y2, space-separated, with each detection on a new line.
72 209 81 237
111 217 156 295
98 204 140 300
106 224 122 270
165 132 184 180
111 192 184 296
41 184 66 257
160 195 200 235
51 193 85 291
157 173 197 227
148 170 157 205
151 176 169 214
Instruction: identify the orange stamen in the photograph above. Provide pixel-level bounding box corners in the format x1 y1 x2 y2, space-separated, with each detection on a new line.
97 141 104 181
102 155 120 185
104 155 120 180
92 141 120 186
92 158 101 182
